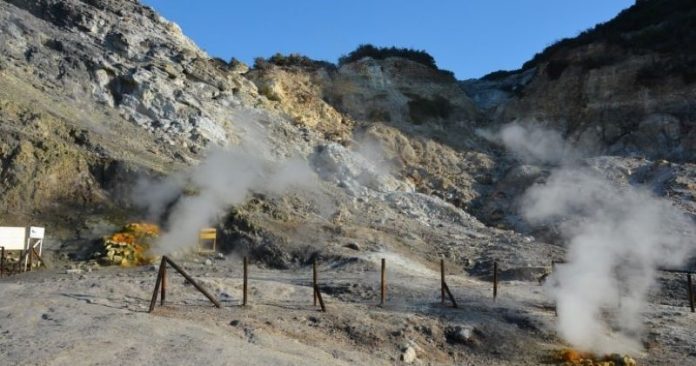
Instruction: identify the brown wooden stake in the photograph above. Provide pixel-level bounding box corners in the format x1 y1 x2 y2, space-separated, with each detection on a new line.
688 273 694 313
243 256 248 307
493 261 498 301
31 247 46 269
440 259 445 305
443 281 458 308
313 258 317 306
27 249 32 272
160 261 167 306
149 261 164 313
163 256 221 308
314 284 326 312
551 260 556 316
380 258 386 306
1 246 4 278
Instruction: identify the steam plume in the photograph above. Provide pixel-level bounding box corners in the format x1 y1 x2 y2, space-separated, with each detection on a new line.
133 118 317 255
496 123 696 354
478 123 578 164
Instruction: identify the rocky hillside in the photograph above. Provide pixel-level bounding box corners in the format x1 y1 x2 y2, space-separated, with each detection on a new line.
0 0 306 239
0 0 694 270
465 0 696 161
0 0 511 272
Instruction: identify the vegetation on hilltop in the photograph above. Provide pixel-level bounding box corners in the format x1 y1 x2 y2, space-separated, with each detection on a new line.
338 44 438 69
523 0 696 69
481 0 696 82
253 53 335 70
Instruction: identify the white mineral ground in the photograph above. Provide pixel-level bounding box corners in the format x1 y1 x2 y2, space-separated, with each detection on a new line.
1 253 694 365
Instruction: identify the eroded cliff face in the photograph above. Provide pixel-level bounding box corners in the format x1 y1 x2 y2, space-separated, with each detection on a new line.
0 0 311 238
476 0 696 161
246 57 497 215
497 45 696 160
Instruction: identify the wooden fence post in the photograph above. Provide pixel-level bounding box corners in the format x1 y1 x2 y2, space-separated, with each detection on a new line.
149 258 165 313
440 259 445 305
314 284 326 312
551 260 557 316
313 258 317 306
31 248 46 269
493 261 498 301
243 256 248 307
380 258 386 306
688 273 694 313
0 246 4 278
160 260 167 306
162 256 221 308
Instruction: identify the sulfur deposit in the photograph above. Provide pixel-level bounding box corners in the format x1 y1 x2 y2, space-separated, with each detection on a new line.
101 223 160 266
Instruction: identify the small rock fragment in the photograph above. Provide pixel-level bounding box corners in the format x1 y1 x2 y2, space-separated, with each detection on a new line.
344 242 360 251
401 346 417 364
444 325 474 344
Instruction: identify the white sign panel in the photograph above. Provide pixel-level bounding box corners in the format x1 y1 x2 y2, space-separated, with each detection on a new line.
0 227 27 250
29 227 45 239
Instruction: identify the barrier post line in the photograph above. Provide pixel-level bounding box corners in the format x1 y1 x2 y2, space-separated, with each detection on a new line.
313 258 317 306
243 256 248 307
380 258 386 307
0 246 4 278
162 256 221 308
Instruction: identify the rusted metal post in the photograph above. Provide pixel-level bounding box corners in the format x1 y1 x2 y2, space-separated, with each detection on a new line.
380 258 386 306
160 260 167 306
440 259 445 305
493 261 498 301
688 273 694 313
0 246 4 278
163 256 221 308
313 258 317 306
243 256 248 307
149 260 165 313
314 284 326 312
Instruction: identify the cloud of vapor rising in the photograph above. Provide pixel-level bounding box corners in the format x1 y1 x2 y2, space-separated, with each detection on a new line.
132 122 318 255
495 123 696 354
478 123 578 164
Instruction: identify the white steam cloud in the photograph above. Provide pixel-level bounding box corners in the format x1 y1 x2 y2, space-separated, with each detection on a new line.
133 121 318 255
478 123 578 164
496 123 696 354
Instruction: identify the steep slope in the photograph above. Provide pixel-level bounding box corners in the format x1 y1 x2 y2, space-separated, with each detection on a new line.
0 0 306 240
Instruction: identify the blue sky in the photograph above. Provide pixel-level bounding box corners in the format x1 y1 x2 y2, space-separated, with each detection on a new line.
142 0 633 79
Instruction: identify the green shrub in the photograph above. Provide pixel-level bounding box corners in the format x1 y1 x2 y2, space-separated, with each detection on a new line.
338 44 438 69
253 53 335 70
481 69 520 81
